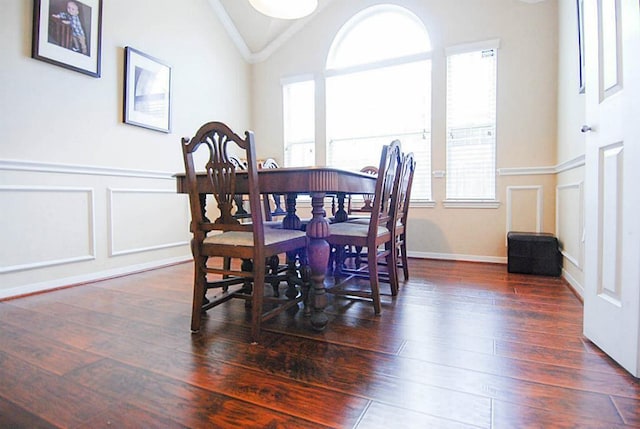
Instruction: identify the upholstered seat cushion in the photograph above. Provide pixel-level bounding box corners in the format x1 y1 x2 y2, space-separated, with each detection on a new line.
346 218 403 230
329 221 389 238
346 217 370 225
204 228 306 247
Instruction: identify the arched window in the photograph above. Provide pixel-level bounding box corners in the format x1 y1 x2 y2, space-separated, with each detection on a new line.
326 5 432 200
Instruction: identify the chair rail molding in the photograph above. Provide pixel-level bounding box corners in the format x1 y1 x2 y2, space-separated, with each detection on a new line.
0 158 175 180
498 154 585 176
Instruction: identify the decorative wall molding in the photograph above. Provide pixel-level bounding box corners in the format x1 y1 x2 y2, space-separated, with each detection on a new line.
0 159 174 180
498 154 585 176
556 154 586 173
556 182 584 269
506 185 543 235
0 186 96 273
108 188 189 257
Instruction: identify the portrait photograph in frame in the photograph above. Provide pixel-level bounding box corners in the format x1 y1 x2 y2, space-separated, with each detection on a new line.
123 47 172 133
32 0 103 77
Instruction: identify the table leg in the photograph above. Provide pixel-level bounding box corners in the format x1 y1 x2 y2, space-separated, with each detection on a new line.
282 193 301 230
333 192 348 222
305 192 330 331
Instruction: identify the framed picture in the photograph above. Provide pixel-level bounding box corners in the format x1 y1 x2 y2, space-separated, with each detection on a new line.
32 0 102 77
123 47 172 133
577 0 586 93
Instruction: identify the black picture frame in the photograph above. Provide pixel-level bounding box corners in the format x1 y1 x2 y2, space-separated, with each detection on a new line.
577 0 586 93
123 47 172 134
32 0 102 77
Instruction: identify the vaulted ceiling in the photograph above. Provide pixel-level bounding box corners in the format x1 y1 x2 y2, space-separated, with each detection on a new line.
209 0 336 63
209 0 546 63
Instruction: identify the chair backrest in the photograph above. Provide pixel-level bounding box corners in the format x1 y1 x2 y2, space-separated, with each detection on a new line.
261 158 279 169
392 152 416 228
228 155 250 218
347 165 379 214
260 158 286 217
181 122 266 245
368 140 402 234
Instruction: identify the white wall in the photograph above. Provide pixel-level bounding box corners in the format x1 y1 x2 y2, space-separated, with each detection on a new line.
1 0 583 299
556 0 587 297
251 0 559 262
0 0 251 297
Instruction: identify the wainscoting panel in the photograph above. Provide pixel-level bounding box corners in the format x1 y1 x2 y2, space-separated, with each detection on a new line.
506 185 543 234
108 188 190 256
556 182 584 269
0 186 95 273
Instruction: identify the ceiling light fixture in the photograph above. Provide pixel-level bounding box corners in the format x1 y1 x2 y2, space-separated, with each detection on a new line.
248 0 318 20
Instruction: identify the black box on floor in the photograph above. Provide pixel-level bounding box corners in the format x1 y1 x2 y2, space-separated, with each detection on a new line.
507 232 562 277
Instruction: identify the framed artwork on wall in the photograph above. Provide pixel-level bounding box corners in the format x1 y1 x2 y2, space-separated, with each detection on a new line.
32 0 103 77
123 47 172 133
577 0 586 93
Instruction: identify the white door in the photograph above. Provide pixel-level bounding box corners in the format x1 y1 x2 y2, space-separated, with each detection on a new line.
583 0 640 377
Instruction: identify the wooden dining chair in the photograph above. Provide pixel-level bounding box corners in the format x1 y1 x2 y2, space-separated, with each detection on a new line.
391 152 416 283
342 151 415 290
261 158 287 217
347 165 379 216
181 121 308 342
326 141 402 314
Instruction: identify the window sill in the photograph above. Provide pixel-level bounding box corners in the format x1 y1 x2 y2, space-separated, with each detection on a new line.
442 200 501 209
410 199 436 208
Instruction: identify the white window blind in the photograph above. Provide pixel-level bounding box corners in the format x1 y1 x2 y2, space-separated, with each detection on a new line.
283 79 315 167
326 60 431 200
446 45 498 200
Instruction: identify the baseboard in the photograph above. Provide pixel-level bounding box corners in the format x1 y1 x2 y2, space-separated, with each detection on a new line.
0 256 192 301
561 268 585 301
407 251 507 264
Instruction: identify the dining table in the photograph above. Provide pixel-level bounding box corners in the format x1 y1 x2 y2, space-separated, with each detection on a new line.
175 166 377 332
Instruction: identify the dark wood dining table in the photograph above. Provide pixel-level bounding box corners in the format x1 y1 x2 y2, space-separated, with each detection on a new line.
175 166 377 332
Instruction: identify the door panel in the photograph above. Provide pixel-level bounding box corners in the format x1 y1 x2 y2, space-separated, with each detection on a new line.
583 0 640 377
597 143 622 303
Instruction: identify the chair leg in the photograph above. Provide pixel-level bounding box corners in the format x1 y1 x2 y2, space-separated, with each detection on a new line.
354 246 364 268
267 255 281 297
400 234 409 280
250 257 266 343
387 243 400 297
368 246 382 315
190 255 207 333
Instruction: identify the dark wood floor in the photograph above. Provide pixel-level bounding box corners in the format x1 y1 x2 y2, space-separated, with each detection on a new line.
1 258 639 428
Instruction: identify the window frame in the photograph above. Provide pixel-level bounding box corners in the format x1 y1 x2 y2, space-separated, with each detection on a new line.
324 5 434 204
443 39 501 209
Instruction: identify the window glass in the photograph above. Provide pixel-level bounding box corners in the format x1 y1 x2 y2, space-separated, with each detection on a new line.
326 5 432 200
327 6 431 70
446 47 498 200
283 79 315 167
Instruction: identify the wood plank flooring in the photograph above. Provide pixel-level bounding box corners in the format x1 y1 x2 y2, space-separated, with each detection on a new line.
1 258 639 428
